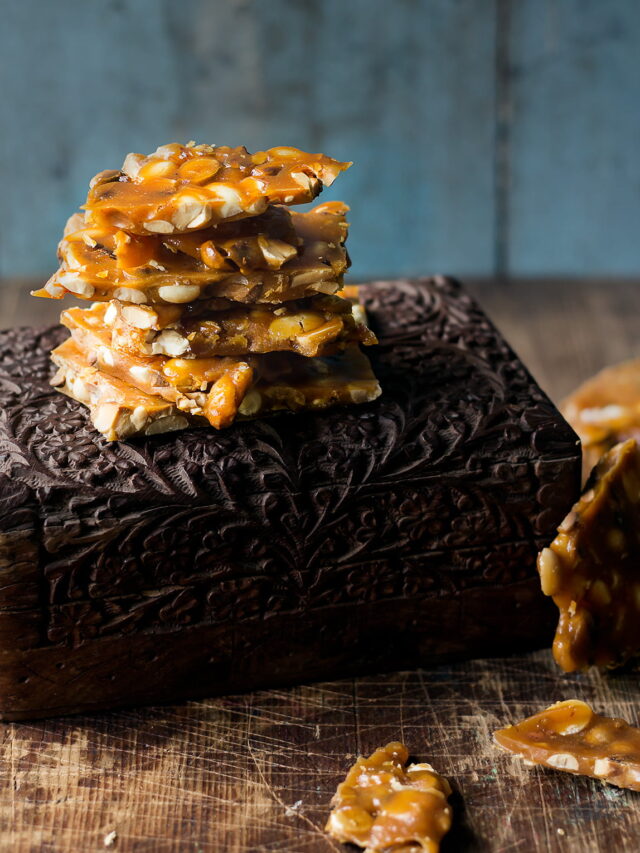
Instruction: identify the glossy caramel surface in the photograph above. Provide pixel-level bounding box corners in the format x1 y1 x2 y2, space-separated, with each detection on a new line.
495 699 640 791
84 143 350 234
563 358 640 480
55 306 380 439
103 294 375 359
36 203 349 305
538 439 640 671
325 742 452 853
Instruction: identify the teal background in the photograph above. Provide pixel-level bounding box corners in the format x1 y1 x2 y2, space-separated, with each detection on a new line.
1 0 639 280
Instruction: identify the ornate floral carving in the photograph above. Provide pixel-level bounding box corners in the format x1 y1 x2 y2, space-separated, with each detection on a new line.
0 278 580 648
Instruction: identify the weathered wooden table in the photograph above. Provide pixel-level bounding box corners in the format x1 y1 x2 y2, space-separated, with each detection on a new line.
1 280 639 852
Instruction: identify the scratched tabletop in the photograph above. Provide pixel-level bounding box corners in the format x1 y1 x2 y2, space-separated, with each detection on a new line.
2 279 640 853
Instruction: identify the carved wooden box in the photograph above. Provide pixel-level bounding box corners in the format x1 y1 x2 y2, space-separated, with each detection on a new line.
0 277 580 719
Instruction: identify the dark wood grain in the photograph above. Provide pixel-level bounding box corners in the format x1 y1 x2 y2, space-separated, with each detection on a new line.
1 279 640 852
4 2 640 280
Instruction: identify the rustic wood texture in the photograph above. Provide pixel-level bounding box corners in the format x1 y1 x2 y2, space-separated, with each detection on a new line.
1 0 497 280
3 0 640 279
1 279 640 851
507 0 640 275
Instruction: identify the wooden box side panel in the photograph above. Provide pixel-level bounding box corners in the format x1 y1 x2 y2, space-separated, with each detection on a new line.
0 495 42 652
31 456 577 644
0 567 553 721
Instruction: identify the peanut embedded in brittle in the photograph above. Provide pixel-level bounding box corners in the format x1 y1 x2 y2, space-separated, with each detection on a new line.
84 143 351 235
33 203 350 306
537 439 640 672
495 699 640 792
325 742 452 853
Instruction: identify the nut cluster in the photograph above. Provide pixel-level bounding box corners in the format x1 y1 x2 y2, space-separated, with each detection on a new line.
494 699 640 792
325 742 452 852
537 438 640 672
36 142 381 440
85 143 351 234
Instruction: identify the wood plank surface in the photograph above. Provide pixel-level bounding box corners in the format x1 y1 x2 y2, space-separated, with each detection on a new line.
2 279 640 852
506 0 640 275
5 1 640 280
1 0 497 280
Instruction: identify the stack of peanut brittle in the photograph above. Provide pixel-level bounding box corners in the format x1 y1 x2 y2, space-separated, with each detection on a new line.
34 143 380 440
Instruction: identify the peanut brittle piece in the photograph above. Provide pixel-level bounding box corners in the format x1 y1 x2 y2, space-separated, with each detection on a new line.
34 203 349 305
101 294 376 359
53 338 381 440
247 345 381 418
325 742 452 853
59 307 255 428
538 438 640 671
562 359 640 480
83 142 350 235
57 308 381 437
50 338 205 441
494 699 640 791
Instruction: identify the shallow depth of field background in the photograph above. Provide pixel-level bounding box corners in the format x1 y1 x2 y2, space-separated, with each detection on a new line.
1 0 639 283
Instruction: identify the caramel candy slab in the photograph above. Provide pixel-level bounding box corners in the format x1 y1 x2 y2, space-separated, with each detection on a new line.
84 143 351 234
36 202 349 305
50 339 205 441
538 438 640 671
58 308 255 428
52 337 380 439
58 307 380 437
562 358 640 479
325 742 452 853
495 699 640 791
104 295 376 359
245 345 381 418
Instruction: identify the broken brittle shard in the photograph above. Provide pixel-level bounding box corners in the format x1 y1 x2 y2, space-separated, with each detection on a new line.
35 202 351 305
538 438 640 672
325 742 452 852
494 699 640 792
562 359 640 480
61 296 375 361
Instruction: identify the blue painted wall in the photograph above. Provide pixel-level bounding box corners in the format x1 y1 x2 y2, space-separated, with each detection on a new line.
1 0 638 280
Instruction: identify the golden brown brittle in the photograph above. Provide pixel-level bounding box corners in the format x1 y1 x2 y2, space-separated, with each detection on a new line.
55 308 381 439
98 294 376 359
248 345 381 418
495 699 640 791
35 202 349 304
84 143 350 234
563 358 640 480
41 141 380 441
52 328 254 431
325 742 452 853
538 438 640 671
51 338 205 440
